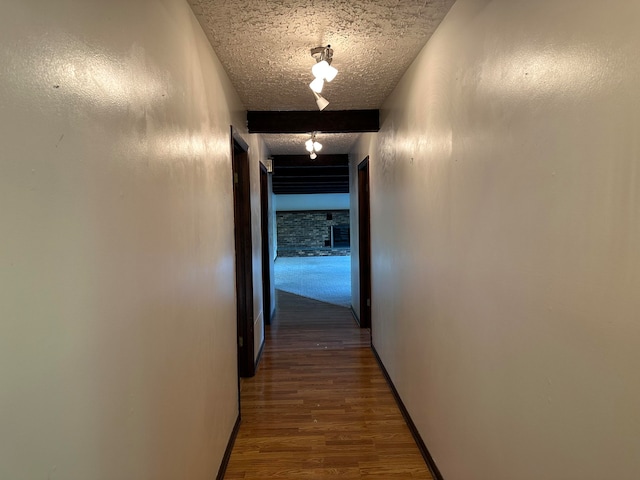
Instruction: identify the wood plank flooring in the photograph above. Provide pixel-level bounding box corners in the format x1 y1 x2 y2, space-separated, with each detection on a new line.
224 290 433 479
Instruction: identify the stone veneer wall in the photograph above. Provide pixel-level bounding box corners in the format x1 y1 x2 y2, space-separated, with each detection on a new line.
276 210 350 257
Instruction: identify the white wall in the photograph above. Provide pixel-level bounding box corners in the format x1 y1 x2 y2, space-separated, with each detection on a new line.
351 0 640 478
267 174 276 318
250 145 267 360
275 193 350 211
272 191 279 260
0 1 265 478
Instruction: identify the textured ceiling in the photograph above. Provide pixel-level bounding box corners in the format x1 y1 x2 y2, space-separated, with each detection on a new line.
262 132 359 156
188 0 455 154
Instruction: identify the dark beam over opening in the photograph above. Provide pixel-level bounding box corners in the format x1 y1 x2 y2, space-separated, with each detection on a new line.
272 154 349 168
248 110 379 134
273 167 348 177
271 154 350 195
273 185 349 194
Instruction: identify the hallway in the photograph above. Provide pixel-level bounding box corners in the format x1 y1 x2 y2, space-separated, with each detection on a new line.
4 1 640 478
224 290 432 479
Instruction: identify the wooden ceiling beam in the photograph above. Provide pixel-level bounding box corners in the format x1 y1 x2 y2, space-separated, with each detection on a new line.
273 179 349 186
272 154 349 168
271 154 350 195
273 186 350 194
273 166 348 176
273 175 349 185
248 110 379 133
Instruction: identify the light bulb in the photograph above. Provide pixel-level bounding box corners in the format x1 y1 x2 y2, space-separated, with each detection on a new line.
305 139 314 152
312 60 329 79
313 141 322 152
310 152 317 160
309 77 324 93
324 65 338 82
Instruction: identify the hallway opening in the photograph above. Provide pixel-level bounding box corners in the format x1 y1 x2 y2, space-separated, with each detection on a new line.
272 191 353 312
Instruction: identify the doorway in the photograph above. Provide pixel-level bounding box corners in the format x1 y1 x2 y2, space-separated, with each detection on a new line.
357 157 371 329
273 205 352 308
231 128 255 377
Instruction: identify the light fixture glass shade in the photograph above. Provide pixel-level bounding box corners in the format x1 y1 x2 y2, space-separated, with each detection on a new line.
324 65 338 82
313 141 323 152
305 139 314 152
312 60 329 79
313 92 329 111
310 152 317 160
309 77 324 93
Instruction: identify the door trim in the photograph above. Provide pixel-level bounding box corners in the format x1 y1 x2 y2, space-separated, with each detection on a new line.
259 162 272 324
231 126 255 377
357 157 372 329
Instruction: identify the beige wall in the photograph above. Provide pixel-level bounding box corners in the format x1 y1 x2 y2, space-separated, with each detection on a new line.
250 142 267 360
351 0 640 478
275 193 350 212
267 173 276 319
0 0 265 478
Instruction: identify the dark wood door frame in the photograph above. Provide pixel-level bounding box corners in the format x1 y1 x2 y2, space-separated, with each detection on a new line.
358 157 372 329
259 162 272 325
231 127 255 378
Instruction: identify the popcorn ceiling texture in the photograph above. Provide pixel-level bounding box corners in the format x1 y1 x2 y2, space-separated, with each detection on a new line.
188 0 455 112
262 132 359 155
188 0 455 155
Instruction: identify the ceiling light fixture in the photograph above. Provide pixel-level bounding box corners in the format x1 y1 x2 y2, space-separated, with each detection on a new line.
305 132 323 159
309 45 337 109
310 45 338 82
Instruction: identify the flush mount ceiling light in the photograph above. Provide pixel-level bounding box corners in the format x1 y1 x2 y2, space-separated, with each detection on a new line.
305 132 323 160
309 45 338 109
